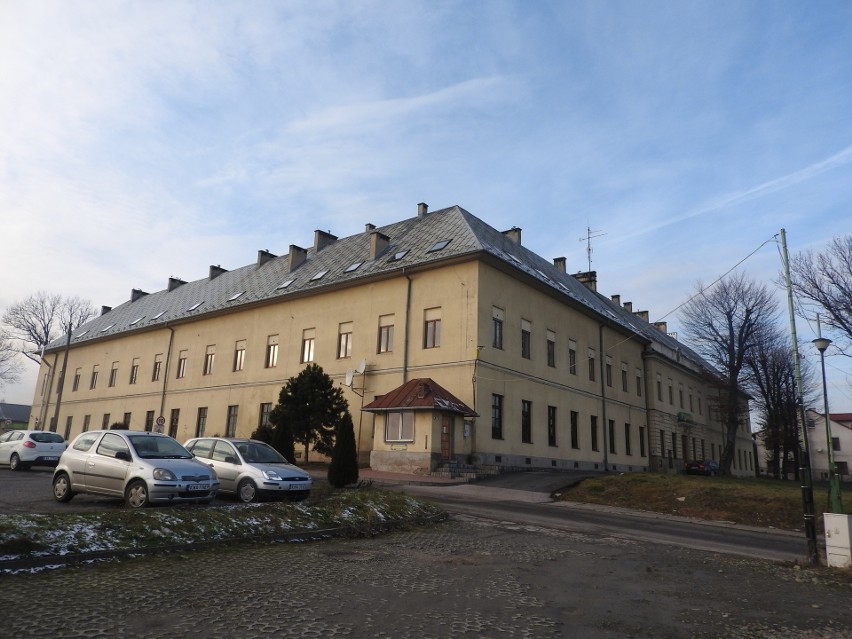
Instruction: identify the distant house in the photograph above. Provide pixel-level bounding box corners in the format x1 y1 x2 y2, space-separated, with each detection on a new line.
806 410 852 482
0 403 32 430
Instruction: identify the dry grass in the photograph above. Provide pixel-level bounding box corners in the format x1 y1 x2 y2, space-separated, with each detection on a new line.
556 473 849 532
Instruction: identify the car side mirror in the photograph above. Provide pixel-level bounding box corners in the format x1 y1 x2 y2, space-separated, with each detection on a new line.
224 455 238 464
116 451 131 462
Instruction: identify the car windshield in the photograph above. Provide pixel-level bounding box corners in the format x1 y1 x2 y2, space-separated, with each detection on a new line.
237 441 289 464
128 435 192 459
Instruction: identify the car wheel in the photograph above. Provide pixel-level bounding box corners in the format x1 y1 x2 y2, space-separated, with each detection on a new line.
125 479 150 508
53 473 75 502
237 478 258 503
9 453 27 471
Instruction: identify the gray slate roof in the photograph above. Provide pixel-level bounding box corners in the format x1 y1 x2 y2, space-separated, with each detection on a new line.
0 403 32 423
47 205 711 374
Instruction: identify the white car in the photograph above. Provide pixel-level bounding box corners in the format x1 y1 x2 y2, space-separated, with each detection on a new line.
0 429 67 470
185 437 312 503
52 430 219 508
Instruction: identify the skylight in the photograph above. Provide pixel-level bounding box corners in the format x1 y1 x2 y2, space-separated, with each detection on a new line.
227 291 246 302
310 270 329 281
129 316 145 326
188 301 204 311
505 253 521 264
276 279 295 290
76 330 88 338
427 239 451 253
100 324 114 333
345 261 363 273
151 311 166 320
388 249 409 262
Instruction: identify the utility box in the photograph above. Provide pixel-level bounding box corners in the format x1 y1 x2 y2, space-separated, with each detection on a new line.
823 513 852 568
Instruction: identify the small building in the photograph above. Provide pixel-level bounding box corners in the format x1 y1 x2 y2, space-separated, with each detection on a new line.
0 403 32 430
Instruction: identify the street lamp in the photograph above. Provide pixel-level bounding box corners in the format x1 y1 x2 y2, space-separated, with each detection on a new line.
812 316 843 514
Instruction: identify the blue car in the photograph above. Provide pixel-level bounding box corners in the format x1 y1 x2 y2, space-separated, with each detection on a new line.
685 459 720 476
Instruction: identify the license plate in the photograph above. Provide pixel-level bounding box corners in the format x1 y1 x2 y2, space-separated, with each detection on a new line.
188 484 209 492
289 483 304 490
44 456 58 461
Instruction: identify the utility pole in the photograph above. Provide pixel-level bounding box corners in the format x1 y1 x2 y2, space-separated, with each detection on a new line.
50 323 73 433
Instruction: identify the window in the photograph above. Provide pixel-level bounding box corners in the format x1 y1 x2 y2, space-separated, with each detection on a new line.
129 359 139 385
521 320 531 359
188 301 204 311
108 363 118 388
678 384 684 409
547 406 557 447
521 400 532 443
234 340 246 371
152 355 163 382
310 269 328 281
83 415 91 432
277 279 295 290
668 379 674 404
203 345 215 375
546 331 556 367
689 389 694 412
492 308 504 349
621 364 628 393
491 394 503 439
169 408 180 438
301 328 315 363
837 461 849 475
590 416 599 451
259 402 272 429
338 322 353 359
151 310 166 320
388 249 409 262
196 407 207 437
72 368 81 392
121 412 131 427
378 315 394 353
226 405 238 437
656 374 662 401
345 261 363 273
266 335 279 368
176 350 188 379
605 358 612 387
698 396 703 415
832 437 841 452
608 420 616 454
227 291 245 302
639 426 646 457
427 239 451 252
424 308 441 349
588 349 596 382
145 411 154 432
636 369 642 397
64 416 73 440
90 366 99 390
570 411 579 449
568 340 577 375
624 423 632 456
385 412 414 442
102 413 111 429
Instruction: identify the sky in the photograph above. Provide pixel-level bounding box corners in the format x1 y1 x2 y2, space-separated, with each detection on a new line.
2 1 851 412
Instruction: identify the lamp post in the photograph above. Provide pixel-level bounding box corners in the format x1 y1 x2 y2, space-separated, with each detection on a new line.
812 316 843 514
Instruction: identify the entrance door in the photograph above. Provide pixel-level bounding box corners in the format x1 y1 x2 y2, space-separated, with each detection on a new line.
440 415 453 460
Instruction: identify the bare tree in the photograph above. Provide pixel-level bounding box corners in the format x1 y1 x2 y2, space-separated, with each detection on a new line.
789 235 852 356
680 271 779 475
0 334 22 387
2 292 96 363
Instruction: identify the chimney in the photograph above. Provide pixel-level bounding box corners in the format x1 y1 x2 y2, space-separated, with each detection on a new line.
654 321 668 334
314 230 338 252
417 381 431 399
209 265 228 280
100 305 112 316
611 294 621 306
418 202 429 218
573 270 597 291
553 257 567 273
168 277 186 292
502 227 522 245
288 245 308 272
634 310 650 322
369 230 390 259
623 301 633 313
365 223 376 233
130 289 148 303
257 249 276 267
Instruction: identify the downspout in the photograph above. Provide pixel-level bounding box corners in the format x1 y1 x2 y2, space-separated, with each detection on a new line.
159 326 175 421
39 353 59 430
402 268 412 383
50 323 73 432
599 323 609 471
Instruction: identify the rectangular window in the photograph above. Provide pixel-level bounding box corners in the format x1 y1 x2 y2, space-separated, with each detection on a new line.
123 412 131 427
152 355 163 382
605 358 612 387
234 340 246 371
491 394 503 439
169 408 180 438
338 322 353 359
591 415 599 451
385 412 414 442
378 315 395 353
90 366 99 390
624 423 632 456
671 432 677 459
521 320 531 359
689 390 694 412
568 340 577 375
176 351 188 379
608 419 616 454
836 461 849 475
226 405 238 437
547 405 557 447
546 330 556 367
636 369 643 397
668 380 674 404
129 358 139 385
832 437 841 452
424 308 441 348
621 364 628 393
108 363 118 388
588 349 596 382
492 308 504 349
203 345 215 375
145 411 154 432
266 335 279 368
656 374 663 401
678 384 684 409
639 426 646 457
301 328 316 363
102 413 111 429
259 402 272 429
521 400 532 443
72 368 81 392
64 416 73 440
83 415 91 432
570 411 579 449
196 407 208 437
698 396 703 415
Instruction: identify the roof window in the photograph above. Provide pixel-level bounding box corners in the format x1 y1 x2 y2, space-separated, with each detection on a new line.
310 270 329 281
76 330 88 338
388 249 409 262
427 239 451 253
276 279 295 290
151 310 166 320
100 324 114 333
188 301 204 311
345 261 363 273
129 316 145 326
227 291 245 302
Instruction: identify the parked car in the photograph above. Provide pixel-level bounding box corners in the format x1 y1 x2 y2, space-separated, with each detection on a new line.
52 430 219 508
0 429 67 470
685 459 720 476
184 437 312 503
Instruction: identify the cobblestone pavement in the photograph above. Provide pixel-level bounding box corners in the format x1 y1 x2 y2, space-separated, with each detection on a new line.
2 516 851 639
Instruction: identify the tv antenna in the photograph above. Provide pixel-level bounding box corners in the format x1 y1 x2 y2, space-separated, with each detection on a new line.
579 227 606 272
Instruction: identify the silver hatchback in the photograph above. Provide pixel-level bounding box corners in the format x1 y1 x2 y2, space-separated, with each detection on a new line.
52 430 219 508
184 437 312 503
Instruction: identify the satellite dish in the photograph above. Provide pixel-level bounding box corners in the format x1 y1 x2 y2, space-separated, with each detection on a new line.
344 369 355 387
356 358 367 374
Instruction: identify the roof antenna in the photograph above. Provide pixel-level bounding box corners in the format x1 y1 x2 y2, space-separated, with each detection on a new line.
580 226 606 272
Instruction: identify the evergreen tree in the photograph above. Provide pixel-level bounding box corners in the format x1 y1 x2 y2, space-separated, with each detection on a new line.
328 411 359 487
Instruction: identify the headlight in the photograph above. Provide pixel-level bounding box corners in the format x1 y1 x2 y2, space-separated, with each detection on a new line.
262 470 283 480
153 468 177 481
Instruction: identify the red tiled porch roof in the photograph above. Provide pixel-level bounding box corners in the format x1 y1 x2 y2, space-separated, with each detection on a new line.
362 378 477 416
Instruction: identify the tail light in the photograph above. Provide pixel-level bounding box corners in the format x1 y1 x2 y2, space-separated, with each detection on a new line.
23 441 37 449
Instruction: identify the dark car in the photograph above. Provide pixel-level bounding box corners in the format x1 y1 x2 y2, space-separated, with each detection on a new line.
685 459 720 476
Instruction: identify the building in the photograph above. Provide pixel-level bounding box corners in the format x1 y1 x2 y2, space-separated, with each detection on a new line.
0 402 32 430
805 410 852 482
30 204 755 475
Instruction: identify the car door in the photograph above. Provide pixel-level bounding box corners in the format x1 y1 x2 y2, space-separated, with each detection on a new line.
209 440 241 493
85 432 132 496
